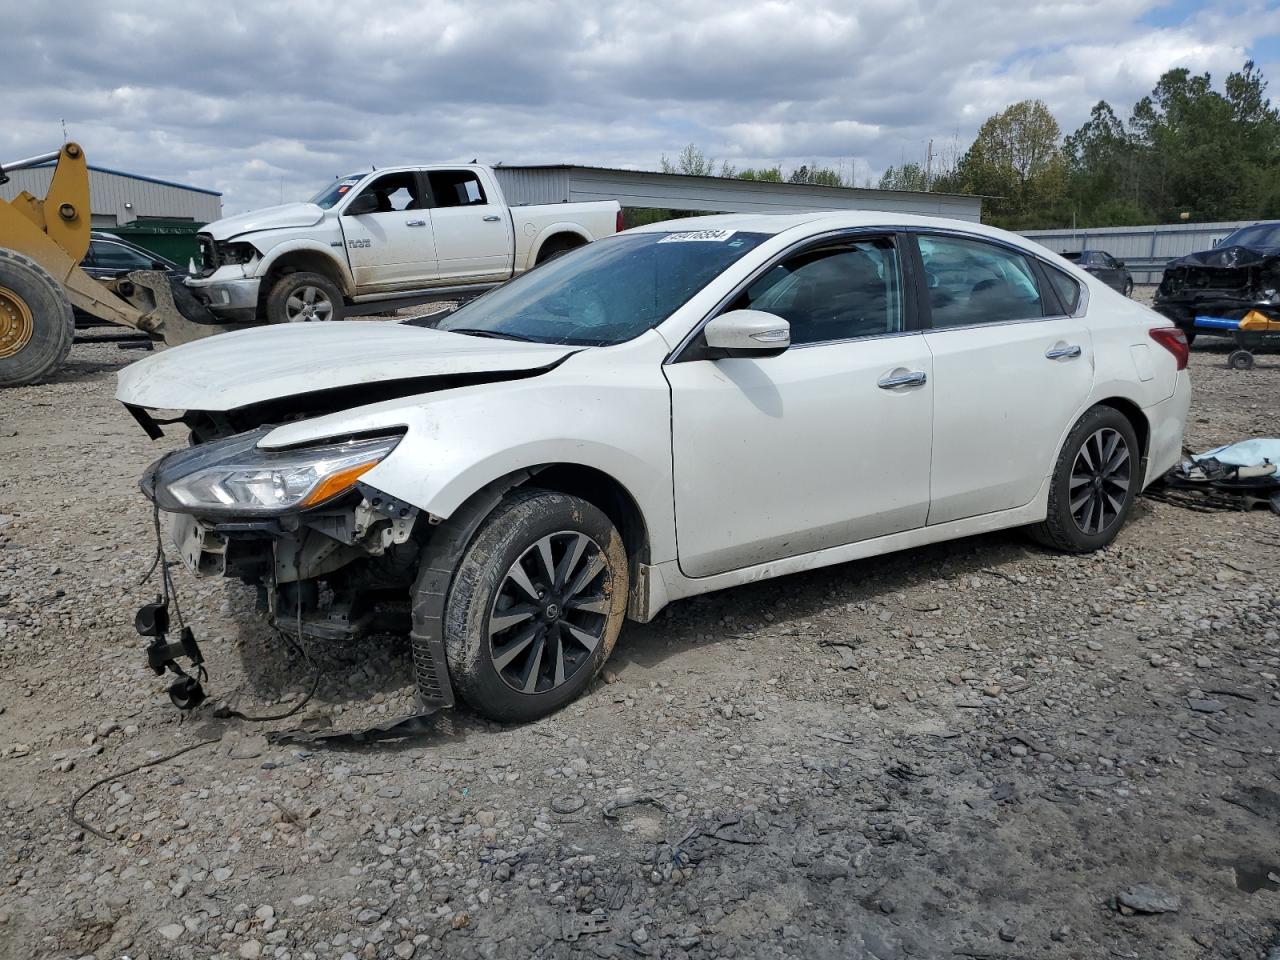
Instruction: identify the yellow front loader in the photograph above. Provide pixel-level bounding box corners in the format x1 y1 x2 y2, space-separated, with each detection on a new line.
0 142 245 387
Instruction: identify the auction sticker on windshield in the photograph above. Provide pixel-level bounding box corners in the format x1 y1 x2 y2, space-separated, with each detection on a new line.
658 229 737 243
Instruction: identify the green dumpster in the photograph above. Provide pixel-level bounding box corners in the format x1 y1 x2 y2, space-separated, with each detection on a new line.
108 219 206 265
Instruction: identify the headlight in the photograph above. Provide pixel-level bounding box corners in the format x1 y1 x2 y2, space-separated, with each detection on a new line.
147 428 401 516
215 241 258 266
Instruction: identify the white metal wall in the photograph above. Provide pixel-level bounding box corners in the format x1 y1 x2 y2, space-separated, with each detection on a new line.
496 165 982 221
0 166 222 226
1022 221 1266 283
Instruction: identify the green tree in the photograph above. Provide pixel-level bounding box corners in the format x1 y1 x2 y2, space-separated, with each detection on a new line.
660 143 717 176
737 166 784 182
955 99 1066 228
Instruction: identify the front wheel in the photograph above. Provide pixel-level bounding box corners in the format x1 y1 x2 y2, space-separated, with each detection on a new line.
0 249 74 387
441 489 629 722
1031 406 1139 553
1122 278 1134 298
265 271 344 324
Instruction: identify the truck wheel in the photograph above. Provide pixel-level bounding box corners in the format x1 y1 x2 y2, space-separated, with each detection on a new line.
534 236 582 265
0 249 74 388
266 272 344 324
441 489 629 722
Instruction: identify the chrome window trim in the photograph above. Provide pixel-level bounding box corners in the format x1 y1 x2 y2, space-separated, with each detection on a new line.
665 227 909 363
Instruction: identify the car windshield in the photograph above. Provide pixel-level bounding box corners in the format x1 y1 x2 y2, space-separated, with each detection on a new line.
310 174 369 210
1061 252 1083 262
1219 222 1280 248
434 229 770 346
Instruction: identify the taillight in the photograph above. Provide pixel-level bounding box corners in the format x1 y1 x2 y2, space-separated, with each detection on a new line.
616 210 625 234
1149 326 1189 370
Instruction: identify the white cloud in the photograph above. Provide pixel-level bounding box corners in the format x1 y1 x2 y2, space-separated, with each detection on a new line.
1 0 1274 213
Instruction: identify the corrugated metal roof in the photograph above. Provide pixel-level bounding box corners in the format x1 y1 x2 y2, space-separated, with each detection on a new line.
26 161 221 196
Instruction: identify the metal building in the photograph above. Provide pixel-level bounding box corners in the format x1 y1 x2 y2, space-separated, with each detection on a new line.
493 164 983 221
1022 220 1267 284
0 162 222 227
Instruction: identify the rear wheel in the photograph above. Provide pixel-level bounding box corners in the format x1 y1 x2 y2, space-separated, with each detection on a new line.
534 236 582 265
1122 278 1134 297
442 489 628 722
0 249 74 388
265 271 344 324
1031 406 1139 553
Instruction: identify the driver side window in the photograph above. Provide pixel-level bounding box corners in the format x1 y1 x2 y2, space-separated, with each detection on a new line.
730 237 902 346
352 172 424 213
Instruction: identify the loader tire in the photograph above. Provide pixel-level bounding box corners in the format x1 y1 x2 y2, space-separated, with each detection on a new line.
0 249 74 388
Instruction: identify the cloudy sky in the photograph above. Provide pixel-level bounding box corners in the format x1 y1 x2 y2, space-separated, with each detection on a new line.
4 0 1279 214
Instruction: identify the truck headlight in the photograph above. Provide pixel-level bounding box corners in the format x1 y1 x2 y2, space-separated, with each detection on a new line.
147 429 401 516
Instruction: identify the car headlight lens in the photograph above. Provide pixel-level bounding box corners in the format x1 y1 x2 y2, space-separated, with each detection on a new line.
149 430 401 515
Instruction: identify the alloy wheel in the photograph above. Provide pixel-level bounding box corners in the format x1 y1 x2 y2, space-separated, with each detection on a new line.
284 285 334 322
488 531 611 695
1069 427 1131 535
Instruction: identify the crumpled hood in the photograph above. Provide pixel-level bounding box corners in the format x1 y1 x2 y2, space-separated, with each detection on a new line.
1167 244 1280 270
116 321 577 412
201 202 326 241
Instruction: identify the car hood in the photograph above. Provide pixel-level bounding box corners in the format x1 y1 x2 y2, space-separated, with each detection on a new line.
1166 244 1280 270
116 321 578 412
201 202 326 241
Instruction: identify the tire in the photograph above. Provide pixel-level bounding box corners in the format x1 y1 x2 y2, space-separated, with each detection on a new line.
0 249 74 388
265 271 344 324
534 236 581 266
442 488 629 722
1030 406 1140 553
1122 279 1133 298
1228 349 1255 371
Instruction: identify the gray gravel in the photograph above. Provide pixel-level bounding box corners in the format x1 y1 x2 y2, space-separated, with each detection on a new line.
1 319 1278 960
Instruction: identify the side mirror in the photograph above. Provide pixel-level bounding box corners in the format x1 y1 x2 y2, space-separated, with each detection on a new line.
345 193 379 216
702 309 790 358
1114 260 1125 268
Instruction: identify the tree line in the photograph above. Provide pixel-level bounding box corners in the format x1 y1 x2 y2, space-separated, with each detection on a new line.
659 61 1280 230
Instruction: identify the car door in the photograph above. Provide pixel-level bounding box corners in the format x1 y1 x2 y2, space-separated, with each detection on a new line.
665 234 933 579
914 232 1095 525
83 238 161 280
339 171 438 290
425 169 513 282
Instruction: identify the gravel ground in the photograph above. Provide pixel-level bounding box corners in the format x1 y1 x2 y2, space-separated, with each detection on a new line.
1 304 1278 960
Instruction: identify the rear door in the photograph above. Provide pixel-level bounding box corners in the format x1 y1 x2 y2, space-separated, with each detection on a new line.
666 233 933 578
340 171 437 290
914 232 1095 524
425 169 513 282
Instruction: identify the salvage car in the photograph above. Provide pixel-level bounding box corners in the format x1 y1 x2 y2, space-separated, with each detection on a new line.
1154 221 1280 344
117 212 1191 722
186 164 621 325
1061 250 1133 297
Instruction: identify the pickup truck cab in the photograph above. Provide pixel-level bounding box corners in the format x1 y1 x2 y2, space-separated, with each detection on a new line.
186 164 621 324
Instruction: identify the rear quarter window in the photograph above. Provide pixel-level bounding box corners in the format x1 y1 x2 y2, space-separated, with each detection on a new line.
1045 265 1082 315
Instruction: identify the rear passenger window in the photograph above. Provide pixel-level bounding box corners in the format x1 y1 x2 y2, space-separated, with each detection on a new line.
731 237 902 346
429 170 488 207
1044 264 1082 314
917 235 1044 328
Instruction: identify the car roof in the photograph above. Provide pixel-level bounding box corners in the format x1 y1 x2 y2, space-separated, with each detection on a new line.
624 210 1021 243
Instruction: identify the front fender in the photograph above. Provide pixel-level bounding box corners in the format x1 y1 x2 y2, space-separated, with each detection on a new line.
253 238 355 294
259 338 677 562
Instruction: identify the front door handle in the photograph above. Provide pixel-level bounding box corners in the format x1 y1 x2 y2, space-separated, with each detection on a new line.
1045 344 1082 360
877 370 927 389
405 219 427 227
482 215 502 222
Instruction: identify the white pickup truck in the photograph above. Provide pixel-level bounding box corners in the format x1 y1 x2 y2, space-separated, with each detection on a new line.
186 165 622 324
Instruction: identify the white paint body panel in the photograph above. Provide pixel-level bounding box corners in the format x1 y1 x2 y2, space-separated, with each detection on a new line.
121 211 1191 623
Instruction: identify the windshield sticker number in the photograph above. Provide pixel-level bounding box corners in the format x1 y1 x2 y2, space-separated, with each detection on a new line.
657 229 737 243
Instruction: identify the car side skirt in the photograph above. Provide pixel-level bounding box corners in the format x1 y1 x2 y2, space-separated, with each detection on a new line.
629 479 1050 622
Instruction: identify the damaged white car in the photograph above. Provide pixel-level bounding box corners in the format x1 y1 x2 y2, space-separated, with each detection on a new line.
117 212 1190 722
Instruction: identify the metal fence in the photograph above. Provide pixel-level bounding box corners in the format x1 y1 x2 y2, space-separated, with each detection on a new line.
1021 220 1267 284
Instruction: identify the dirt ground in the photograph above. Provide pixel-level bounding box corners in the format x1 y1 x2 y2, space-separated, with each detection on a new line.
1 307 1278 960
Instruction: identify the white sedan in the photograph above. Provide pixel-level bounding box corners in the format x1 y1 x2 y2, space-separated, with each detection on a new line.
117 212 1190 721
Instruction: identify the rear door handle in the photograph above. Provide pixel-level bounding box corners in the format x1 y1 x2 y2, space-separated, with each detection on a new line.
483 215 502 222
1045 344 1082 360
405 219 427 227
877 370 927 389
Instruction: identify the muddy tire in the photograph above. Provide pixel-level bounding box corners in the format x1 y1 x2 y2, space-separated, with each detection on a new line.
1030 406 1140 553
0 249 74 387
265 271 344 324
534 235 582 266
443 488 628 722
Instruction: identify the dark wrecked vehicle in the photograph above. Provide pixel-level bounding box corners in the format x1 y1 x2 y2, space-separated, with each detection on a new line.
1154 221 1280 344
